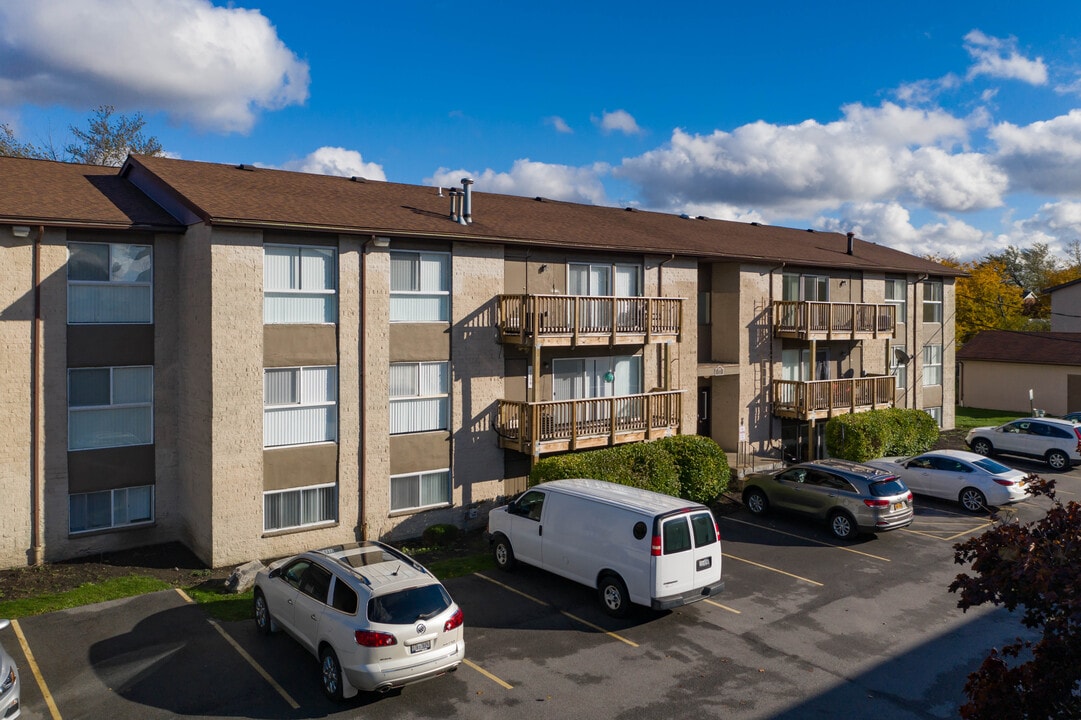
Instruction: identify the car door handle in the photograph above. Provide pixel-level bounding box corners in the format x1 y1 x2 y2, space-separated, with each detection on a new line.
538 525 543 536
310 614 318 621
288 599 294 606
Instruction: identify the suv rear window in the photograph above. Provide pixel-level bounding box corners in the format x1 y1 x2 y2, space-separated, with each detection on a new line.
368 584 452 625
869 477 907 497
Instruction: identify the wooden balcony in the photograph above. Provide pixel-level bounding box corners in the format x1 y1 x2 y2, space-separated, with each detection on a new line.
773 376 896 421
496 390 683 455
498 294 682 347
774 301 895 340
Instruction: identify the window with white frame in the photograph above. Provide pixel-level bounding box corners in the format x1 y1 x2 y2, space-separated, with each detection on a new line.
264 244 337 323
390 362 449 434
69 485 154 533
782 272 829 302
68 366 153 450
922 344 943 387
391 469 451 512
890 344 908 388
264 483 337 531
924 406 942 428
264 366 338 447
885 276 907 322
390 251 449 322
67 242 152 323
922 279 943 323
568 263 641 296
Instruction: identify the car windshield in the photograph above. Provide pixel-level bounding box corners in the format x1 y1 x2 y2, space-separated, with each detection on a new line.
868 477 907 497
368 583 452 625
972 457 1013 474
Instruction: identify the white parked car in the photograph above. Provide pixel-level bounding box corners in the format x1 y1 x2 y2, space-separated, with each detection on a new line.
0 619 20 719
865 449 1032 512
966 417 1081 470
253 542 464 701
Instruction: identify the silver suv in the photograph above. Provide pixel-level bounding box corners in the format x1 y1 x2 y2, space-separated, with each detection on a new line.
253 541 464 701
966 417 1081 470
742 458 914 539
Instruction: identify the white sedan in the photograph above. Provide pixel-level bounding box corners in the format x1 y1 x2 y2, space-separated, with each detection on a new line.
865 449 1032 513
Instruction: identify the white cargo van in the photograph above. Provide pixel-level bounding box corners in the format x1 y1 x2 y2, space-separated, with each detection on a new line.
486 478 724 617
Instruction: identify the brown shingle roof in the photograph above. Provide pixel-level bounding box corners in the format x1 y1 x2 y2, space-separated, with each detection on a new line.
0 156 181 230
124 154 961 276
957 330 1081 366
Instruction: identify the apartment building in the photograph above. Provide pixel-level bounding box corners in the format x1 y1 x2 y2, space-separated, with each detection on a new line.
0 154 960 569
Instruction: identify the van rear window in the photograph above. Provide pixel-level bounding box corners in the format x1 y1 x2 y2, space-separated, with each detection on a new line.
662 517 691 554
690 512 717 547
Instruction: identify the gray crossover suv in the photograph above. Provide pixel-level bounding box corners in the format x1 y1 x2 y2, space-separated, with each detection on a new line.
742 458 914 539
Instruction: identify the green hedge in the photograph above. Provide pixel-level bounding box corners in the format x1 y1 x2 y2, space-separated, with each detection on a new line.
825 408 939 462
528 435 730 504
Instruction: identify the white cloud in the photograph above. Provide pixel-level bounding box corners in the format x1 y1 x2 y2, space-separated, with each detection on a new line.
0 0 309 133
991 110 1081 195
597 109 641 135
963 30 1048 85
281 147 386 181
817 202 992 261
426 159 610 205
1006 201 1081 252
546 116 573 134
615 102 1001 218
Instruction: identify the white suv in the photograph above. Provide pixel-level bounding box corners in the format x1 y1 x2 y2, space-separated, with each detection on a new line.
966 417 1081 470
253 541 464 701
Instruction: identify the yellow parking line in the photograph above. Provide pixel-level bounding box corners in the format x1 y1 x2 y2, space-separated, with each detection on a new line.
463 658 513 689
703 598 741 614
11 619 62 720
721 516 891 562
944 521 994 542
474 573 638 648
207 619 300 710
722 553 824 587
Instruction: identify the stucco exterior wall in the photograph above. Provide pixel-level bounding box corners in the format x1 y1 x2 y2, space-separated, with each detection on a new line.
961 360 1081 416
1050 283 1081 332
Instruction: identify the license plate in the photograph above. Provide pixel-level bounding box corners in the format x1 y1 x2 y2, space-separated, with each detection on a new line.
892 502 905 511
697 557 712 571
410 640 431 654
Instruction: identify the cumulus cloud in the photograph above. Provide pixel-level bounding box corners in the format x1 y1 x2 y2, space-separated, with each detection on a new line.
546 116 573 134
426 159 610 205
963 30 1048 85
817 202 992 260
615 102 1002 218
596 109 642 135
0 0 309 133
1005 201 1081 252
281 147 386 181
991 110 1081 195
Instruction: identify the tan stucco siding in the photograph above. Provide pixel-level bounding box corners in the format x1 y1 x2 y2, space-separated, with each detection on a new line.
961 360 1081 416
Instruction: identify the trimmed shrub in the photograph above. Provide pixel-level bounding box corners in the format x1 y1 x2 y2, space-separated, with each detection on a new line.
825 408 939 462
421 523 460 547
653 435 730 504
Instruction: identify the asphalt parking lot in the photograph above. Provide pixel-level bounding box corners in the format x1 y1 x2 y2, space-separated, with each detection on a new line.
4 458 1065 720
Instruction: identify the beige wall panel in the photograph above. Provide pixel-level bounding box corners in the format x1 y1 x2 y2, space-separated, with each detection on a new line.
961 361 1080 416
389 433 451 476
0 231 34 567
1051 284 1081 332
389 324 450 361
361 246 392 540
710 264 741 366
264 325 337 367
263 444 338 492
152 234 182 543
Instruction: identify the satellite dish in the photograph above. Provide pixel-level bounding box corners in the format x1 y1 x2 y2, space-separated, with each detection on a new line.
894 347 911 364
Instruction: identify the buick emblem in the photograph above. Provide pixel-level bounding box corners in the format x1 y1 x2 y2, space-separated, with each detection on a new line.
416 623 426 635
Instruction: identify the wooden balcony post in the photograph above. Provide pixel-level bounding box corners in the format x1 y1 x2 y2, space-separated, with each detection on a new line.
610 296 618 345
572 296 580 345
645 298 653 344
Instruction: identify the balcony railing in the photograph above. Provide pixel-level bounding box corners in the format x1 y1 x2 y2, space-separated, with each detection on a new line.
496 390 683 455
773 376 896 420
498 294 682 346
774 301 895 340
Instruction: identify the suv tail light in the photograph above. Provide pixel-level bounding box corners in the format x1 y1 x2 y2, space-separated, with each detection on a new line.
863 498 890 508
355 630 397 647
443 607 464 633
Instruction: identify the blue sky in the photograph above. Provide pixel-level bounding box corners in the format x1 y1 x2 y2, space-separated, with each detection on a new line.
3 1 1081 262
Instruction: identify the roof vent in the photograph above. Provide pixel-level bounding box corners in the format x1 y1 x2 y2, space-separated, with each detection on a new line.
680 213 691 219
534 196 545 202
806 228 816 233
697 216 709 220
625 207 637 212
236 164 255 171
846 231 855 255
350 176 365 183
460 178 474 225
750 221 761 226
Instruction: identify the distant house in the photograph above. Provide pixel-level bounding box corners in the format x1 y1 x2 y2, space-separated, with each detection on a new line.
1045 276 1081 332
957 331 1081 415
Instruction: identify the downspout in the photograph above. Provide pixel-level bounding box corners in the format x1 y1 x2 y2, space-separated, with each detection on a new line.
31 225 45 565
657 254 676 393
768 262 786 455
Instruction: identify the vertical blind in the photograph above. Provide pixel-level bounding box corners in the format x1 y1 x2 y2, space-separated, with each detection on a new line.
264 245 337 323
264 366 338 447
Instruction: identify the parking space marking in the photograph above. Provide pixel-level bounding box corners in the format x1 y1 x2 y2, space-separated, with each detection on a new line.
721 517 891 562
702 598 741 614
174 588 301 710
463 658 514 689
12 619 62 720
722 553 824 587
474 573 639 648
903 517 995 542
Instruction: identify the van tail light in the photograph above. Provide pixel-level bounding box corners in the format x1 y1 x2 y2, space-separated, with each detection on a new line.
993 478 1016 486
715 521 721 542
444 607 464 633
355 630 397 647
651 535 662 556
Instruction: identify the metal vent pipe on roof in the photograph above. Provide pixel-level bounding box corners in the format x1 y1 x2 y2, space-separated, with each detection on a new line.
846 231 854 255
461 178 474 225
449 188 461 222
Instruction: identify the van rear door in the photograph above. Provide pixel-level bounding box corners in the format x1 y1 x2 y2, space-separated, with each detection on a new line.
653 511 721 599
